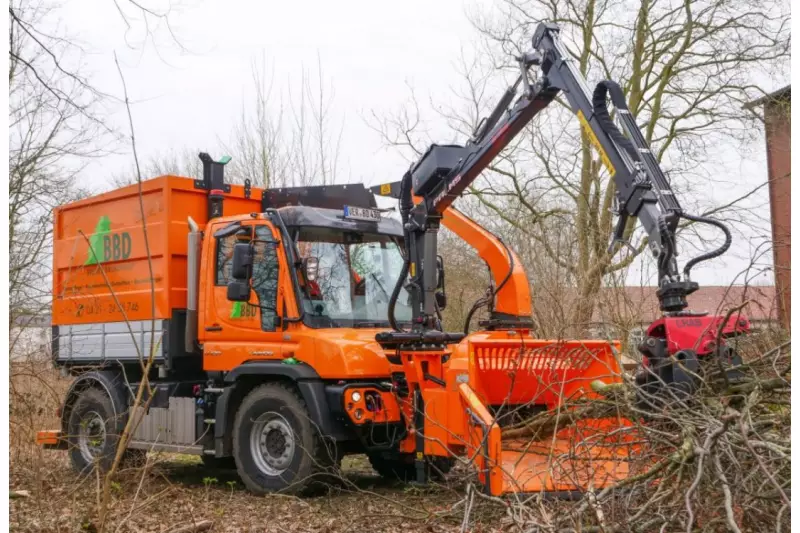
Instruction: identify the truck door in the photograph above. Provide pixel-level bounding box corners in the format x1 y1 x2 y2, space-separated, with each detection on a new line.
201 220 287 371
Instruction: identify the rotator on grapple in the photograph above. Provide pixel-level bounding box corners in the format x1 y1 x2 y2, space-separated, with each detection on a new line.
376 21 750 490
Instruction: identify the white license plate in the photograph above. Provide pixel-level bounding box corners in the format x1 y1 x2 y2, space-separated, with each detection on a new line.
343 205 381 222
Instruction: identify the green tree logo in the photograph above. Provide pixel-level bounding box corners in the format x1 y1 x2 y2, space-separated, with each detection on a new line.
230 301 257 319
84 216 111 265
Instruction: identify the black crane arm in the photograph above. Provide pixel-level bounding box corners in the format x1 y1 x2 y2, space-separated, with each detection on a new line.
391 21 730 335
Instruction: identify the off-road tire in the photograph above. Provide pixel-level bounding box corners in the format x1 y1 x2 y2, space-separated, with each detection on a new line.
232 383 339 495
67 387 139 474
368 452 453 483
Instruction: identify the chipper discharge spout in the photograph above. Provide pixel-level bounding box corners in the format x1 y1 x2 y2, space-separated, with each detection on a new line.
377 330 636 497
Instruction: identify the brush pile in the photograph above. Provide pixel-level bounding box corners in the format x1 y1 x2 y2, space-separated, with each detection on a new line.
495 330 791 532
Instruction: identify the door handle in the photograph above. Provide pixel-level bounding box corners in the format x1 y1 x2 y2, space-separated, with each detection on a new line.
250 350 274 356
205 324 223 332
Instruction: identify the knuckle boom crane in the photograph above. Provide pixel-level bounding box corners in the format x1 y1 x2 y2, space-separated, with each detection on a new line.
374 21 750 492
382 21 747 364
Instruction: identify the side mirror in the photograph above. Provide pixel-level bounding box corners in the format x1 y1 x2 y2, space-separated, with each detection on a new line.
232 243 253 280
227 280 250 302
303 257 319 282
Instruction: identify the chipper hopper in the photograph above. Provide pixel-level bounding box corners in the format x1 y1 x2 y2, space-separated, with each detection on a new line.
375 330 636 496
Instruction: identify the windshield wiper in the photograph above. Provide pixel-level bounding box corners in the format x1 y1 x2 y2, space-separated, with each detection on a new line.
353 321 390 328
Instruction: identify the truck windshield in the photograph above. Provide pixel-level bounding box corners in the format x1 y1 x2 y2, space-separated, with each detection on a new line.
294 228 412 328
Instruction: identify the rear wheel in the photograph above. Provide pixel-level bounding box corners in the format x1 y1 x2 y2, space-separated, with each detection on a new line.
232 383 339 494
67 388 140 474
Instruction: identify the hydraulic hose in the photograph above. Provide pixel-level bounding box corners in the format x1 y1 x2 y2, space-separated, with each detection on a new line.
463 297 489 335
493 236 514 296
592 80 640 163
459 211 516 334
681 212 732 279
388 171 413 332
657 215 674 279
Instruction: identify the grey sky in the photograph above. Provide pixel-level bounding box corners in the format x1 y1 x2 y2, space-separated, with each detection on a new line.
66 0 487 186
56 0 779 288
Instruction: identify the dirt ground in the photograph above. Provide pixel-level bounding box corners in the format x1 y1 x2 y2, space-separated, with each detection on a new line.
9 362 502 533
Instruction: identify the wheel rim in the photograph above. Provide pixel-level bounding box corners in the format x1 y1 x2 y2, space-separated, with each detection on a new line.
250 412 295 476
78 411 106 464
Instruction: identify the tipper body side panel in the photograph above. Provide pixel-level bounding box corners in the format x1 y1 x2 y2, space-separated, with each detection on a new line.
52 176 259 327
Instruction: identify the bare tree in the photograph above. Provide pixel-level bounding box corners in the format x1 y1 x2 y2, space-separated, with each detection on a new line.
224 53 289 188
109 147 202 188
223 53 344 188
8 0 106 332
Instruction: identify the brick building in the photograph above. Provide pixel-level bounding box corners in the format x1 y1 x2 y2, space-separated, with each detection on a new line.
745 86 791 329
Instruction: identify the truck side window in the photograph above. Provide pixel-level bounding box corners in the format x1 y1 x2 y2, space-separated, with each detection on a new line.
214 226 280 331
251 227 279 331
215 236 236 286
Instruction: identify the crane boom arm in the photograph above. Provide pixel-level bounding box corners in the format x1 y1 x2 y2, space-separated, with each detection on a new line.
394 21 720 332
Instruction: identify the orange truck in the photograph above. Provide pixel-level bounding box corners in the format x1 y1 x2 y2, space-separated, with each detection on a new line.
38 152 631 496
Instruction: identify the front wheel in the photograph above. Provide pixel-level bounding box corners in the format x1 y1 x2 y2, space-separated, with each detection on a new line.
232 383 339 494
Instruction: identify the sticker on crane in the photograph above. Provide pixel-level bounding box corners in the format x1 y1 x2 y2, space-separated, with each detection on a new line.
380 183 392 195
576 110 616 177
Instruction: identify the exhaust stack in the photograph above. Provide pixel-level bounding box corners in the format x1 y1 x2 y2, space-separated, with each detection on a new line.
185 216 201 354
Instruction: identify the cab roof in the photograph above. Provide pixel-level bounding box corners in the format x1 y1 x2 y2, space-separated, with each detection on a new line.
273 205 403 238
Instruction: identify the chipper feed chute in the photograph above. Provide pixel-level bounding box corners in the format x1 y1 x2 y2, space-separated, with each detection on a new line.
452 335 639 496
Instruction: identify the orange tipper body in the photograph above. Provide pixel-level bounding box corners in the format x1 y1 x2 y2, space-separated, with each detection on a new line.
52 176 260 326
42 170 634 498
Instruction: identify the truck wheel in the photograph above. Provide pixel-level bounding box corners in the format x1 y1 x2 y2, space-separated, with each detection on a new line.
368 452 453 482
232 383 337 494
67 388 122 474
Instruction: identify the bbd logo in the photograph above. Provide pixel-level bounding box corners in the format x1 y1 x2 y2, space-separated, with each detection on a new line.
84 216 132 265
230 301 257 319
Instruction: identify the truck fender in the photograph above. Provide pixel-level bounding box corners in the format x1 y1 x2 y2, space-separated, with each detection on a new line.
60 370 132 434
223 360 320 383
214 361 351 456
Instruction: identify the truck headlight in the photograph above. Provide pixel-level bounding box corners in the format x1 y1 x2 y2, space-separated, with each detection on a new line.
351 391 362 402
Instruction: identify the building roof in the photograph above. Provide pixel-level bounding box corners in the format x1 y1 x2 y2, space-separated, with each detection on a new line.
744 85 791 109
590 285 777 325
